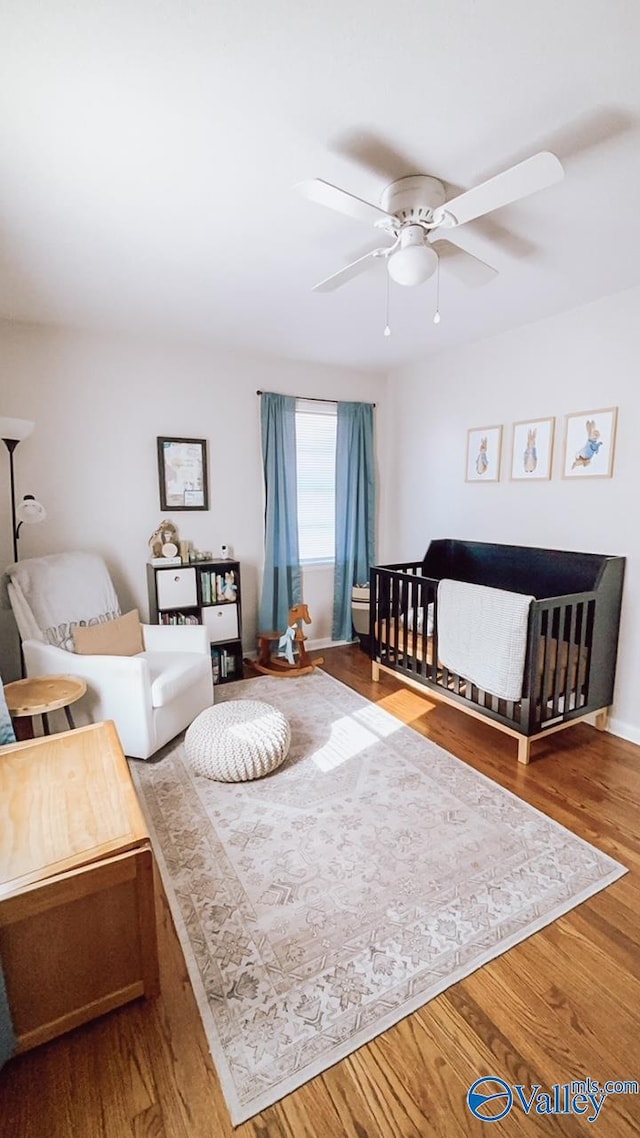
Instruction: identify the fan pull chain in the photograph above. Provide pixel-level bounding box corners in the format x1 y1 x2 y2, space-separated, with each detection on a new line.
433 258 441 325
383 271 391 337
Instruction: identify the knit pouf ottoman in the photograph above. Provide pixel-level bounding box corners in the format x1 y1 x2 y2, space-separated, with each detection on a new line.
184 700 291 781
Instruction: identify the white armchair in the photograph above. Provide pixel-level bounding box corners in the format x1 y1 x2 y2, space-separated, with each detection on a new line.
4 551 214 759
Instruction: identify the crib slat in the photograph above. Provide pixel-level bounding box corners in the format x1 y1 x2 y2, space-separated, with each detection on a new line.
540 608 554 720
400 571 409 664
576 600 594 707
574 603 585 708
406 572 413 671
370 567 379 661
565 602 578 713
417 574 426 678
551 604 569 717
545 605 561 719
382 572 391 667
391 573 400 667
409 573 421 669
430 602 437 683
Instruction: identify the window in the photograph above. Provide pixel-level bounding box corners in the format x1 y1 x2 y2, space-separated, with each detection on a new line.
295 399 337 563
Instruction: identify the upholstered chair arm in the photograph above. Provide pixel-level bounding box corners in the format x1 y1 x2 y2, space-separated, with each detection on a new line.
21 639 155 755
141 623 209 655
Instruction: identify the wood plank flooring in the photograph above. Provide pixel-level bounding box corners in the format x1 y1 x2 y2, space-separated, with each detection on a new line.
1 644 639 1137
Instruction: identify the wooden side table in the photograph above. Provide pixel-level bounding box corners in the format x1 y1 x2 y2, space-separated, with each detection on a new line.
4 674 87 738
0 720 159 1053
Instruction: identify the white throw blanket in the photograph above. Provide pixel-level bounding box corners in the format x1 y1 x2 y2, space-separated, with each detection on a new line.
6 551 120 651
437 578 534 701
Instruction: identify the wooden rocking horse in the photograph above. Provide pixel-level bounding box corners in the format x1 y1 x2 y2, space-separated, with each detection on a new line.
255 603 324 677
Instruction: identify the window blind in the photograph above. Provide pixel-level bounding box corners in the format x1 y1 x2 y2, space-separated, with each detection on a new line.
295 399 337 563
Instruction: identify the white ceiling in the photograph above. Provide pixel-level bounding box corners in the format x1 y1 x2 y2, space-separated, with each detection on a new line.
1 0 640 372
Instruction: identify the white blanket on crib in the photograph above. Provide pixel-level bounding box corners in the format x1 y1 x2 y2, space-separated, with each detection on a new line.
437 579 534 701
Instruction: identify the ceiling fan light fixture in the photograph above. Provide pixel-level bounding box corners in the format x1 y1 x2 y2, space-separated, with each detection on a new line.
388 243 438 286
387 227 438 286
303 150 564 300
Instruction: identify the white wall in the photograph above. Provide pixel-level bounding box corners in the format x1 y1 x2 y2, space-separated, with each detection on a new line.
0 321 387 680
384 284 640 743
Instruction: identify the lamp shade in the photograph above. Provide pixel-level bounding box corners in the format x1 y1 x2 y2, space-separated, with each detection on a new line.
0 417 35 442
388 242 438 287
16 495 46 525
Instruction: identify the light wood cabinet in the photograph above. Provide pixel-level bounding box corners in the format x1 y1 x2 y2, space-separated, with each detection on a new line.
0 721 159 1053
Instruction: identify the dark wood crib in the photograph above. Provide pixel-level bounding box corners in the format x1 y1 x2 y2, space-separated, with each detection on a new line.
370 539 625 764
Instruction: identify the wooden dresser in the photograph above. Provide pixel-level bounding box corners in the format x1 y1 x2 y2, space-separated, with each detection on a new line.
0 720 159 1053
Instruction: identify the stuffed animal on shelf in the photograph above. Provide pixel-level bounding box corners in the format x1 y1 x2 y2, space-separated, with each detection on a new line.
148 520 179 559
222 571 237 602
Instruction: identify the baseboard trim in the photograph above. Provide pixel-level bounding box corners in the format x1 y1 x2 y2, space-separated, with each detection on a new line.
607 717 640 747
243 638 351 662
307 637 352 652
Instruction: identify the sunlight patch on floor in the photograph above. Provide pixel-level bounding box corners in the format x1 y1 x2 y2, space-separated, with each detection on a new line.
376 688 437 724
311 704 405 771
311 717 379 772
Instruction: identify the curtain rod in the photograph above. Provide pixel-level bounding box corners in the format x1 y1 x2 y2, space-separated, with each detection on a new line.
256 390 376 407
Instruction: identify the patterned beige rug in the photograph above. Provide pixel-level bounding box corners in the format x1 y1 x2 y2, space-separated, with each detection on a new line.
130 671 626 1125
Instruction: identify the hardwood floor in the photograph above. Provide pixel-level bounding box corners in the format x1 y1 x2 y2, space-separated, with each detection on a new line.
1 644 639 1137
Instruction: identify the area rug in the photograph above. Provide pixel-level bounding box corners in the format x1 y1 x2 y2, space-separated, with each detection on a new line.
129 670 626 1125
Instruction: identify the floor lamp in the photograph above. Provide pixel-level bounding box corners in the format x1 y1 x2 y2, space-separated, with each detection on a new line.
0 417 46 562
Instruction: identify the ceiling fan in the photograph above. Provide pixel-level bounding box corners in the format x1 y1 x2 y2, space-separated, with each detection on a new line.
297 151 564 293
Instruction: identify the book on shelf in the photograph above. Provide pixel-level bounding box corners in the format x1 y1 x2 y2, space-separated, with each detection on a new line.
160 612 200 625
210 646 239 683
201 571 211 604
150 556 182 567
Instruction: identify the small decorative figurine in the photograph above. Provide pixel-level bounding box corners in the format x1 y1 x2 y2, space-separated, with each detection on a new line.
148 520 179 559
222 571 237 601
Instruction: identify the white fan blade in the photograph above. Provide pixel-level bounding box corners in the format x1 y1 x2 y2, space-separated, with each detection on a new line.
312 249 388 292
297 178 394 227
435 151 564 228
429 237 498 287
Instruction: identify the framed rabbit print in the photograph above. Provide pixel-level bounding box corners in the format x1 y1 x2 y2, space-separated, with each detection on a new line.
562 407 618 479
466 425 503 482
511 417 555 481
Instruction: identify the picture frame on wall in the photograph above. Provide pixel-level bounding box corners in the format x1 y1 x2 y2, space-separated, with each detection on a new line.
511 417 555 481
562 407 618 480
157 437 209 510
466 425 503 482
